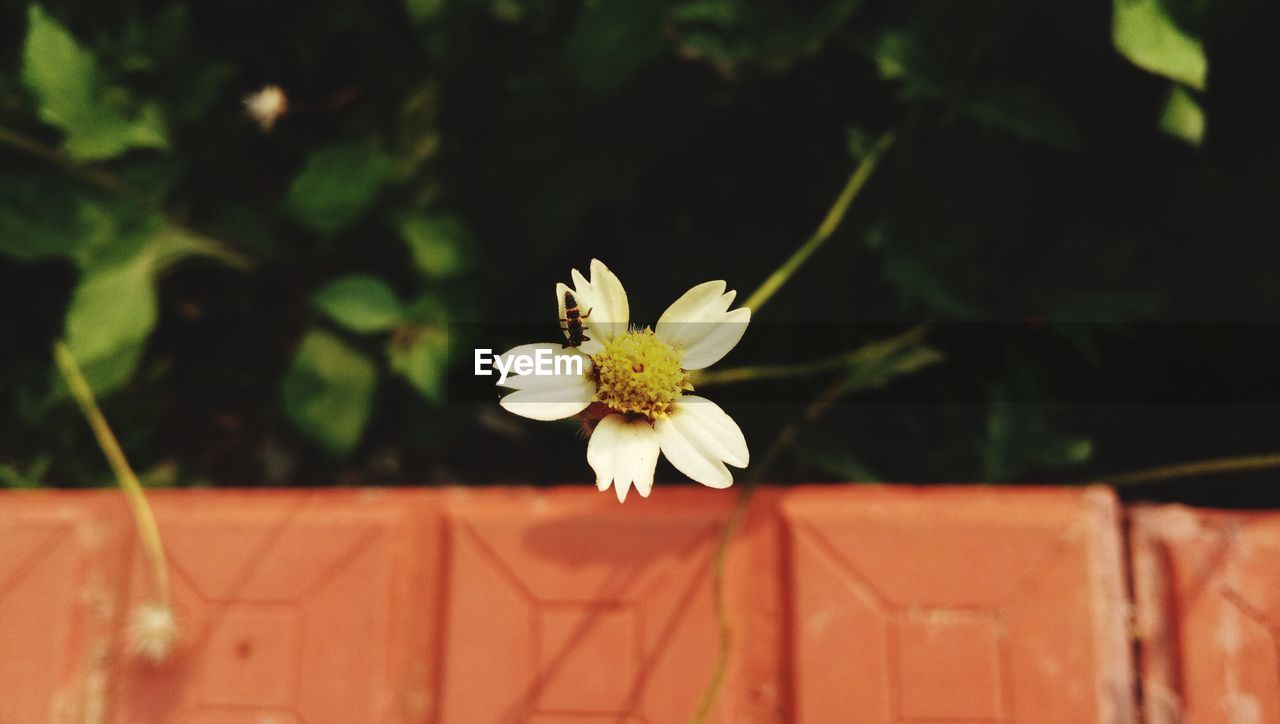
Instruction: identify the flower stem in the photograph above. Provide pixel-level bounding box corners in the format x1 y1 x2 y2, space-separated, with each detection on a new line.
691 350 866 387
53 342 170 605
741 130 895 314
1094 453 1280 487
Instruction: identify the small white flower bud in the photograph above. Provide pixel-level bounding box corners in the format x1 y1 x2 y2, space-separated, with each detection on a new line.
127 601 178 663
243 84 289 132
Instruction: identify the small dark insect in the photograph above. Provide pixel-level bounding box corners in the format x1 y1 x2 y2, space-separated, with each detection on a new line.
560 291 592 348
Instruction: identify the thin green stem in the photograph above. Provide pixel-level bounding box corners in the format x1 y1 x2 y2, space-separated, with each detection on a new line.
691 351 864 388
741 130 896 314
53 342 170 605
1092 453 1280 487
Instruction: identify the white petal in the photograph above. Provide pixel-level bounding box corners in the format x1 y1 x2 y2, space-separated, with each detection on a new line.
562 259 628 349
679 307 750 370
656 281 732 344
586 415 659 502
655 396 748 489
655 281 751 370
495 342 594 421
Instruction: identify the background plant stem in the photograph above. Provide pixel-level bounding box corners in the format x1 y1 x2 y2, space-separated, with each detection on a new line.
740 130 895 313
1091 453 1280 486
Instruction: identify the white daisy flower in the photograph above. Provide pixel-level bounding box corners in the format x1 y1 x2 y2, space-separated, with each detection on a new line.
497 259 751 502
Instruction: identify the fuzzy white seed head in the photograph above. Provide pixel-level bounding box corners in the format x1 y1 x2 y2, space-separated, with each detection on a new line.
243 84 289 132
127 601 178 663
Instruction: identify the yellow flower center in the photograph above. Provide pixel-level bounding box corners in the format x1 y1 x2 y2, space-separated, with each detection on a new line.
591 328 688 419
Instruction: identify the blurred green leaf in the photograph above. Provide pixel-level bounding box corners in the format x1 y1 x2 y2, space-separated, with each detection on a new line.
283 330 377 455
838 326 944 396
312 275 405 333
870 29 1083 149
0 174 87 260
21 4 169 161
793 427 879 481
398 213 469 278
958 86 1086 150
565 0 670 94
1159 84 1205 146
883 247 983 317
387 325 449 402
984 397 1094 480
405 0 445 23
1113 0 1207 90
286 146 394 234
0 456 49 488
672 0 861 71
63 245 157 392
870 29 914 80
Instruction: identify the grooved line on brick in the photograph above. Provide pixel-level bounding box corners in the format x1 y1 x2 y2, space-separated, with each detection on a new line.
294 524 381 601
454 514 719 722
0 523 63 603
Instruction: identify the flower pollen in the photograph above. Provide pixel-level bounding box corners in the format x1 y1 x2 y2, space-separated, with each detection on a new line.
592 328 687 419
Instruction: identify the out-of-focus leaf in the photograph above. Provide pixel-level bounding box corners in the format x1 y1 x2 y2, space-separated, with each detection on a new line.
398 83 442 174
1159 84 1205 146
398 213 469 278
982 379 1093 481
171 62 234 123
984 403 1094 480
21 4 169 161
565 0 670 94
1113 0 1207 90
387 325 449 402
283 330 377 455
793 427 878 481
871 30 1083 149
883 248 983 318
0 174 87 260
405 0 445 23
0 456 49 488
672 0 861 72
870 29 915 80
838 326 944 396
63 245 158 392
959 86 1086 150
286 146 394 234
312 275 405 333
151 224 255 272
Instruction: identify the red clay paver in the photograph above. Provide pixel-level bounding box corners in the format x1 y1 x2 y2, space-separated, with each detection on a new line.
109 490 442 724
0 485 1139 723
0 492 128 724
1132 504 1280 724
779 485 1135 723
438 487 740 723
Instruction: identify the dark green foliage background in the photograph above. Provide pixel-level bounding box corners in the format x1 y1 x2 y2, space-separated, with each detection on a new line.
2 0 1277 501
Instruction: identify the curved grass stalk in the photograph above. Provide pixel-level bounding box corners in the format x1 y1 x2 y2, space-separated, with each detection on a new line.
740 130 895 314
53 342 170 605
